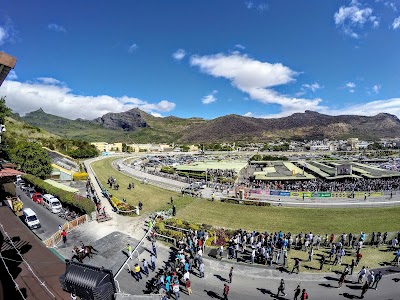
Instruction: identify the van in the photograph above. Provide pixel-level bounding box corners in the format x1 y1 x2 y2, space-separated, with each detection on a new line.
42 194 62 213
22 208 41 229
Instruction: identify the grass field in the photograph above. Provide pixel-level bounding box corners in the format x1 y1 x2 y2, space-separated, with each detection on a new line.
91 157 400 234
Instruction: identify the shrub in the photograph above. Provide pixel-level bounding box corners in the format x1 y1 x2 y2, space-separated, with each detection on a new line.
73 172 89 181
22 174 95 214
189 223 200 231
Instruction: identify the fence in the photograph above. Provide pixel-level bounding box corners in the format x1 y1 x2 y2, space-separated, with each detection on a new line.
115 293 163 299
43 215 87 248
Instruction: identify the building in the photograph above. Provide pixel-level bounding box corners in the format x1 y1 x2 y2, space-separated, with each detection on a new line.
0 52 17 86
347 138 359 150
91 142 123 153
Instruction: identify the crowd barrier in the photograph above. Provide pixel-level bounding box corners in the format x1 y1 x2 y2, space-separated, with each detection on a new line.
43 215 87 248
237 187 385 198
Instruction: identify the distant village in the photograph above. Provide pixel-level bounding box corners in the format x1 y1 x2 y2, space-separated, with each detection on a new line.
91 138 400 154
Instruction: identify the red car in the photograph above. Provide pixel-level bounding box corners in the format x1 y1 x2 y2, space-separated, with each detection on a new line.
32 192 43 204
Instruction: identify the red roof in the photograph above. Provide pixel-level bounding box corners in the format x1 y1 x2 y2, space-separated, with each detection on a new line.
0 168 24 178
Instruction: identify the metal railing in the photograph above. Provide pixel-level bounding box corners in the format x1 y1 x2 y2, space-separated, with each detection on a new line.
43 215 87 248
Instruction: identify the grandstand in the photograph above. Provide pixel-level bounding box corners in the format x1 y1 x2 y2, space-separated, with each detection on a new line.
253 161 315 181
45 149 78 172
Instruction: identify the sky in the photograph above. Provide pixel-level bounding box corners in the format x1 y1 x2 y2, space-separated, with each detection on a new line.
0 0 400 120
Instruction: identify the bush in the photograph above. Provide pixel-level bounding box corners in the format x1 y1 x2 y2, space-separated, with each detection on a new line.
22 174 95 214
73 172 89 181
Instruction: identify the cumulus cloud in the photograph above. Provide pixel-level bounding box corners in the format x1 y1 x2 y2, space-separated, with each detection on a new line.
393 16 400 29
190 52 322 114
0 78 176 120
48 23 67 33
0 18 18 45
201 90 218 104
334 1 378 38
328 97 400 117
7 70 18 81
128 43 138 53
172 49 186 61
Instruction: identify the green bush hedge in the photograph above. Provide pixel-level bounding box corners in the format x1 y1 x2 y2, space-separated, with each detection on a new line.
22 174 96 214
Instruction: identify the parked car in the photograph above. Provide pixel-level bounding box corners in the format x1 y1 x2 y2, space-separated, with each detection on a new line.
31 192 43 204
25 187 36 197
42 194 62 213
22 208 41 229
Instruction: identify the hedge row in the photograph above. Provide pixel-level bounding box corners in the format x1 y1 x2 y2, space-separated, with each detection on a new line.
73 172 89 181
22 174 96 214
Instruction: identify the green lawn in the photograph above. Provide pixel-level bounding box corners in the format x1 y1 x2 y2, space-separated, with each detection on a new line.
91 157 196 214
91 157 400 234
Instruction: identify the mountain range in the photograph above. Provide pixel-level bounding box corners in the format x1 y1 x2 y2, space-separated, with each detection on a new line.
16 108 400 143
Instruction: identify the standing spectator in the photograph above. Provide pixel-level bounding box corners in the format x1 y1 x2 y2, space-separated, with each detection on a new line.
300 289 308 300
223 283 230 300
127 244 132 259
185 278 192 295
319 255 326 271
276 279 287 297
134 263 142 281
173 283 180 299
58 224 62 232
349 259 355 275
229 267 233 283
219 245 224 258
356 252 363 266
142 259 149 278
61 229 67 244
151 254 156 271
199 261 205 278
293 284 301 300
338 272 346 288
152 242 157 258
371 271 382 290
358 266 367 283
308 247 313 262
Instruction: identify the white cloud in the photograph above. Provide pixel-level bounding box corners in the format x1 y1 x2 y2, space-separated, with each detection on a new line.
0 78 176 120
302 82 322 92
150 112 163 118
393 16 400 29
243 112 253 117
201 90 218 104
48 23 66 33
344 82 356 93
190 52 322 113
37 77 64 85
245 0 268 12
372 84 381 93
334 1 378 38
327 97 400 117
0 27 6 45
0 19 17 45
172 49 186 61
128 43 138 53
7 70 18 81
234 44 246 50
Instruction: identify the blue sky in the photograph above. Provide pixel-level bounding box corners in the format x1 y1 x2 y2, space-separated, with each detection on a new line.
0 0 400 120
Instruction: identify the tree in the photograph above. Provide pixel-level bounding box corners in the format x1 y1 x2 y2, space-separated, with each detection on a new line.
10 142 52 179
0 96 11 124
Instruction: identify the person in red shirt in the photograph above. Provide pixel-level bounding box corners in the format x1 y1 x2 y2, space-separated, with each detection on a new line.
223 284 229 300
300 289 308 300
61 229 67 244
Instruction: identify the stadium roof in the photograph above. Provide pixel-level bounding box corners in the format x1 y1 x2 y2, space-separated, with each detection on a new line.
0 52 16 86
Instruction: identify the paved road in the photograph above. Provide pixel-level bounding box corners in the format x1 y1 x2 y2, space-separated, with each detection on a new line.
15 186 66 240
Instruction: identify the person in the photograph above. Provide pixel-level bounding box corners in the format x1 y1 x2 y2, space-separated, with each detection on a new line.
300 289 308 300
367 271 375 287
219 245 224 258
172 204 176 216
349 259 355 275
61 229 67 244
134 263 142 281
291 258 300 274
151 253 156 271
127 244 132 259
211 193 215 202
360 281 369 299
152 242 157 258
223 283 229 300
229 267 233 283
142 259 149 277
358 266 367 283
371 271 382 290
173 282 180 299
138 201 143 210
319 255 326 271
293 284 301 300
58 224 62 232
170 196 173 204
338 272 346 288
186 278 192 295
199 261 205 278
71 292 77 300
276 279 286 297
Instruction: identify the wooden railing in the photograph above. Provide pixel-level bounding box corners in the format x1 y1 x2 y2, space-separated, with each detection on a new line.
43 215 87 248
